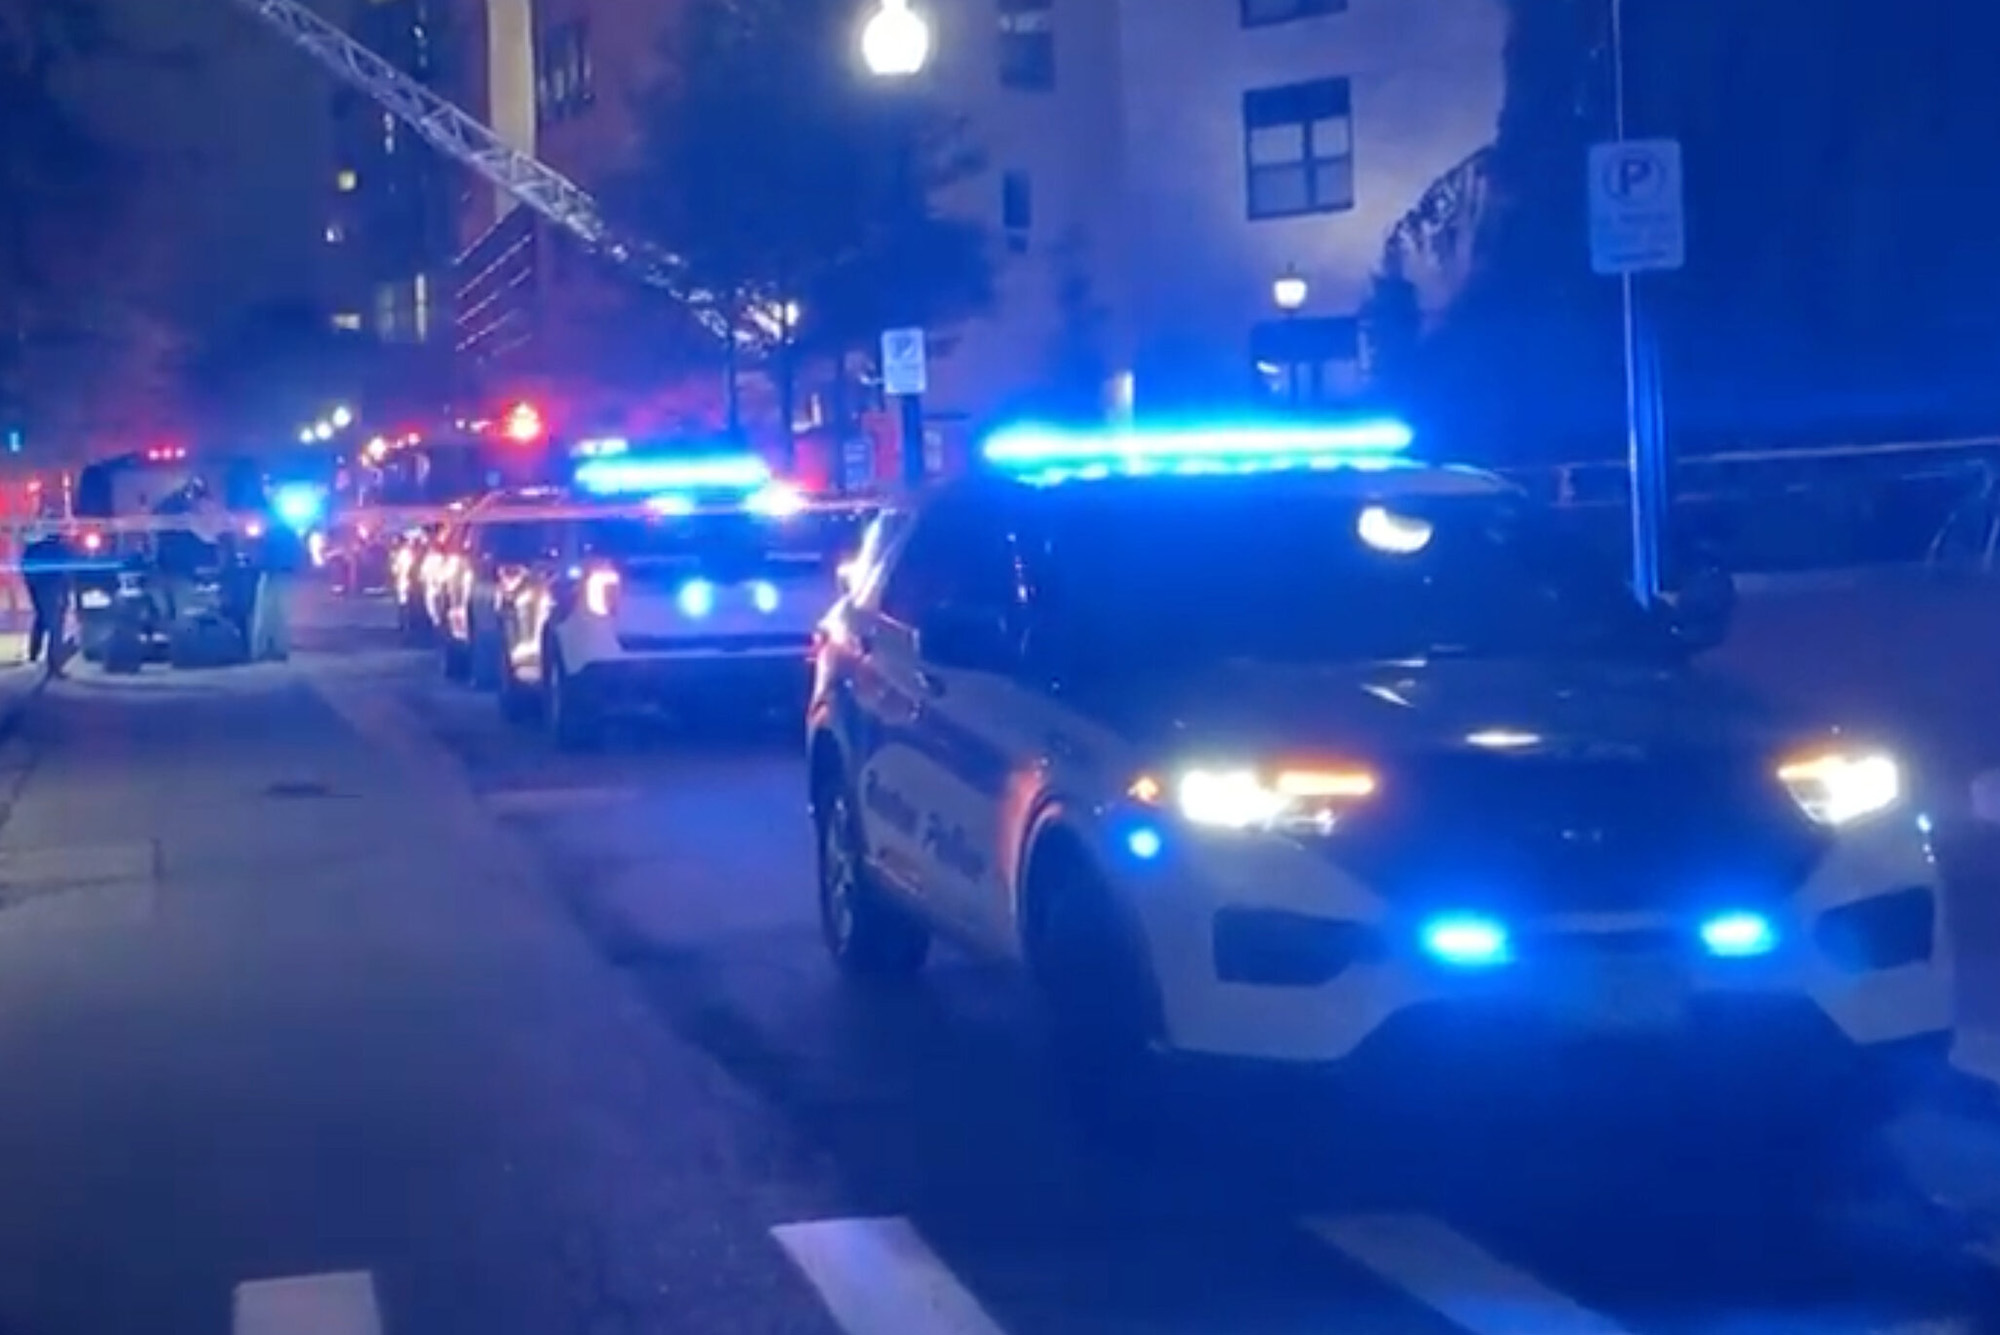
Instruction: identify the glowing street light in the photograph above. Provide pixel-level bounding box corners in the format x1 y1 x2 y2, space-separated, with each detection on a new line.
1272 266 1309 314
313 421 335 441
330 405 354 428
299 427 316 444
861 0 930 77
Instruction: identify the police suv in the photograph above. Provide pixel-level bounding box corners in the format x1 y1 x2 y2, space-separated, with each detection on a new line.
805 420 1950 1143
496 445 853 746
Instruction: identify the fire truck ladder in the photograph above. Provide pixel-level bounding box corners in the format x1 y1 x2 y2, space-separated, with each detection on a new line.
223 0 735 342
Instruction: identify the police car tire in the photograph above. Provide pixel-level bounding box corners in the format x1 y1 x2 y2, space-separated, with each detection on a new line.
816 781 929 980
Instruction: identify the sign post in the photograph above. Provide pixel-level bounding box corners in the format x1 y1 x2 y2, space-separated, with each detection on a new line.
1589 136 1684 603
880 327 928 488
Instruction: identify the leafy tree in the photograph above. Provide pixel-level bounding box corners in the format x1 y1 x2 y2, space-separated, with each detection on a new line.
1401 0 2000 460
0 0 195 454
607 0 994 427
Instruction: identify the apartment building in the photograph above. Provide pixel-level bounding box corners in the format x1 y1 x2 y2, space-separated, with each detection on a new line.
324 0 458 401
433 0 1504 427
445 0 682 416
927 0 1506 420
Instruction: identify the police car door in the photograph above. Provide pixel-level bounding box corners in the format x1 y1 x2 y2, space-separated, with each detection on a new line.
867 497 1022 947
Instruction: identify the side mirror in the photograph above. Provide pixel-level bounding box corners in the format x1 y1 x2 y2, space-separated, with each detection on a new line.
916 604 1014 672
1668 566 1736 652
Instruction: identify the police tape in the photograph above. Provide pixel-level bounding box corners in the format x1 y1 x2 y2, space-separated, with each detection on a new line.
0 493 884 543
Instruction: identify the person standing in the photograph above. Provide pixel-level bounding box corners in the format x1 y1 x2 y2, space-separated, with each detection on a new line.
20 526 72 677
251 515 303 662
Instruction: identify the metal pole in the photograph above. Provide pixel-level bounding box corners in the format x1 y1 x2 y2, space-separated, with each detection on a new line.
899 391 925 488
1611 0 1665 602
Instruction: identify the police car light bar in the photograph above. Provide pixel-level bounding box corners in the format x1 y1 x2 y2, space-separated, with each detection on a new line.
572 452 773 496
981 419 1414 478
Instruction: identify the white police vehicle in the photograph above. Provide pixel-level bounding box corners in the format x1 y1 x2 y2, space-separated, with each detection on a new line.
806 419 1951 1143
497 445 852 746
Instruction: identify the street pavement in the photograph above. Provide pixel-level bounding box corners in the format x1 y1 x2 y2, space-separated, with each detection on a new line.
1 585 1999 1333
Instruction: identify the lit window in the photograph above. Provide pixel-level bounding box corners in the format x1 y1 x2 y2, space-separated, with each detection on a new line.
1242 0 1343 26
331 312 362 331
324 224 344 244
336 169 358 192
1242 78 1354 220
998 0 1054 91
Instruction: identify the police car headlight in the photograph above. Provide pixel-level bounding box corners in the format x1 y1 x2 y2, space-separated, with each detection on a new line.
1777 748 1901 826
1146 765 1377 834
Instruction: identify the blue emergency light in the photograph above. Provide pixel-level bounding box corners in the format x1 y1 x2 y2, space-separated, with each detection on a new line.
573 452 773 497
273 483 325 530
982 418 1414 485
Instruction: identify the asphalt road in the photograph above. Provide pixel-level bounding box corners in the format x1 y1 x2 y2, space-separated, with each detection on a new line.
1 589 1999 1334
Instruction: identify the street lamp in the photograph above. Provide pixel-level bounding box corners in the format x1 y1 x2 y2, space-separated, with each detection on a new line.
861 0 930 78
1272 266 1308 314
860 0 932 488
330 405 354 429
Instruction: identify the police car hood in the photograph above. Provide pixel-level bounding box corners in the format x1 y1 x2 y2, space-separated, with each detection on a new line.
1116 656 1807 758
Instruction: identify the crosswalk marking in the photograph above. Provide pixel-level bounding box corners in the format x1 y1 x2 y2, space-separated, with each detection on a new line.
1306 1213 1638 1335
232 1271 381 1335
773 1217 1008 1335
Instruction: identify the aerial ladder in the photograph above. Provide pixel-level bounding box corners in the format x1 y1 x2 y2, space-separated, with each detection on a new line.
221 0 747 343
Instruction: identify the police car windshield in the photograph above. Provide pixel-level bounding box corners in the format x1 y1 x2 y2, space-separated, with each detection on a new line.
1036 482 1663 668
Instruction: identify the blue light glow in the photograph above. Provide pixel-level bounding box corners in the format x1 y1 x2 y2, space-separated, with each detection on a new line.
574 452 772 496
1699 911 1777 958
273 484 323 530
678 579 715 618
981 419 1413 486
1125 825 1163 860
1419 913 1511 967
751 580 780 613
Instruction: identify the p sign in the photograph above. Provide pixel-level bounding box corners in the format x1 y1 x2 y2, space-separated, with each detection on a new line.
1588 139 1685 275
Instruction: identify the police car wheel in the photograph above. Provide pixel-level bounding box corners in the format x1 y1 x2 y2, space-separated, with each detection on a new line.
1029 850 1163 1071
816 783 929 980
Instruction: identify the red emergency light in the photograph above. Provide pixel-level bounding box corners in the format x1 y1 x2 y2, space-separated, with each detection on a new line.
502 403 544 443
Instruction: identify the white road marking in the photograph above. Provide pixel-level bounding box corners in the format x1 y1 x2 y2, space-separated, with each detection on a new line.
1306 1213 1636 1335
232 1271 381 1335
772 1217 1007 1335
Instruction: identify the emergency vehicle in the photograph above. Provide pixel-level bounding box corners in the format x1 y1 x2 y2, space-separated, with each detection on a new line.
805 418 1951 1160
488 442 861 746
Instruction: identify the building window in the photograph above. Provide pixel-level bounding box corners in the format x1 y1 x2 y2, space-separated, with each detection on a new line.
1242 78 1354 220
335 169 359 192
324 224 345 244
1241 0 1343 27
998 0 1054 91
1001 170 1033 252
537 20 595 124
331 312 362 332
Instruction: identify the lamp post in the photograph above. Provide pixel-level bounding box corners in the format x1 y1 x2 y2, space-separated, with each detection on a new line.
861 0 932 488
1272 266 1308 405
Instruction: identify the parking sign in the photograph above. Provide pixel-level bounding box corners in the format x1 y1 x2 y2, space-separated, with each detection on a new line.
1588 139 1685 275
880 327 927 396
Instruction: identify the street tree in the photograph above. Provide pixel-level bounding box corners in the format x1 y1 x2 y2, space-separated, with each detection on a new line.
608 0 994 428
